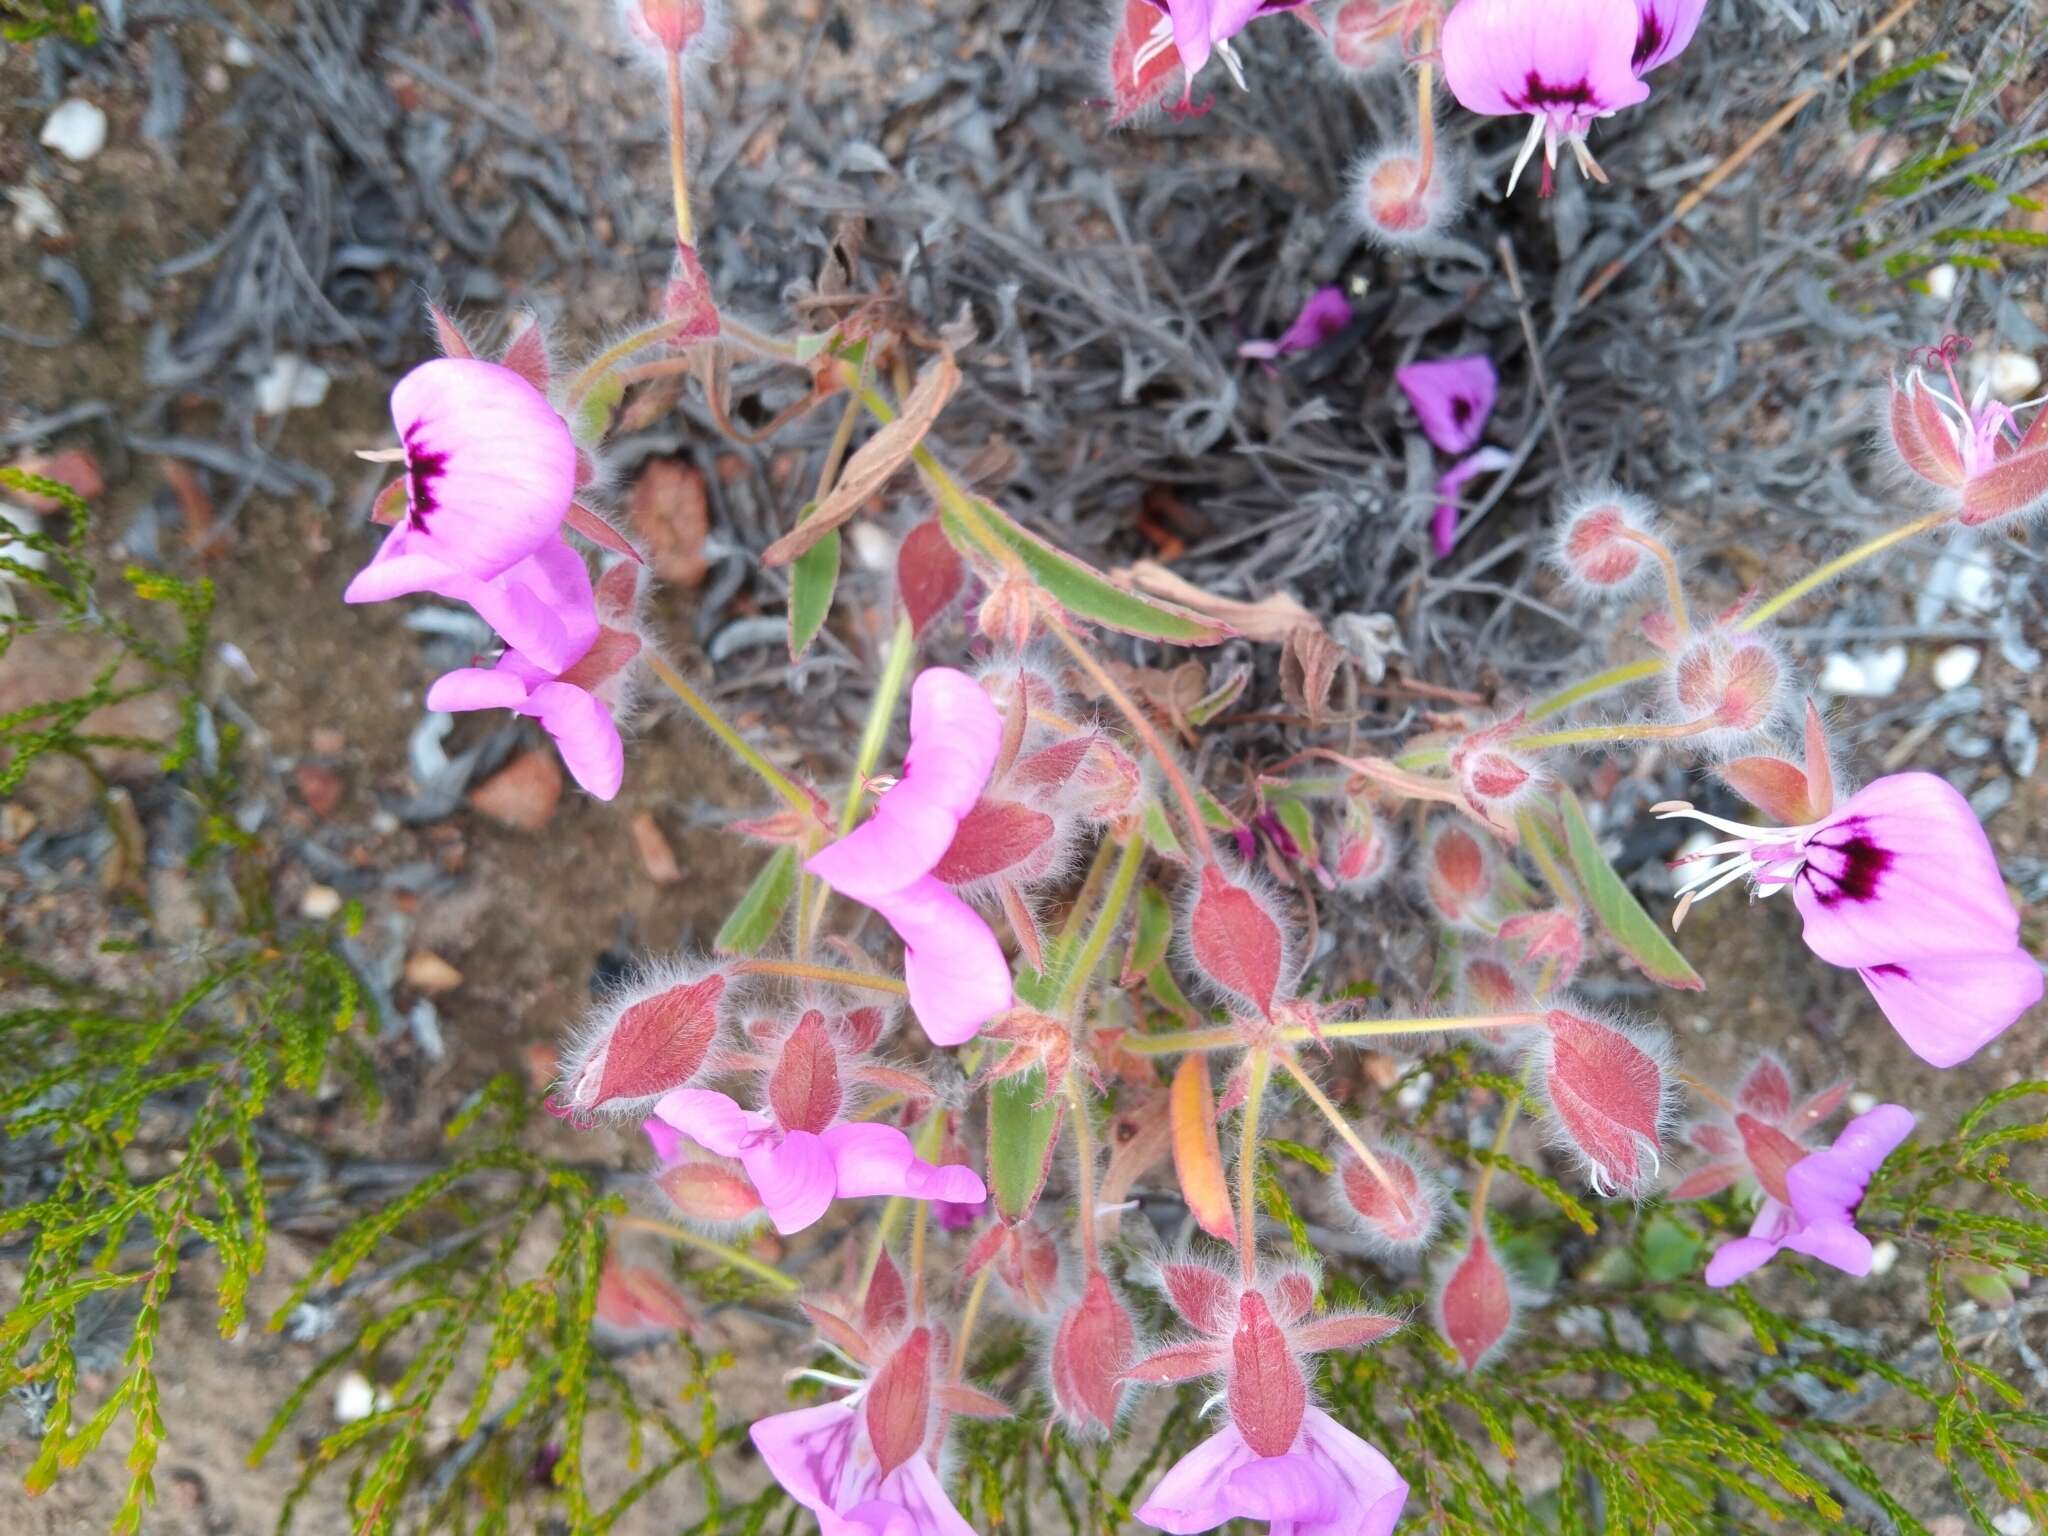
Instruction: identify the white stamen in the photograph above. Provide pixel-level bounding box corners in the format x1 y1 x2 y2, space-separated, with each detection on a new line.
1215 37 1249 92
1130 16 1176 83
1506 114 1546 197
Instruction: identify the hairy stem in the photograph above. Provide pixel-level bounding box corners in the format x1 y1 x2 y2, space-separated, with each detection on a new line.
1121 1013 1544 1056
950 1267 993 1380
1510 716 1716 751
1620 527 1690 637
1276 1050 1413 1226
1736 512 1950 633
644 653 816 817
1066 1074 1101 1272
1238 1048 1272 1283
664 49 693 248
612 1215 798 1294
1058 834 1144 1015
730 959 907 996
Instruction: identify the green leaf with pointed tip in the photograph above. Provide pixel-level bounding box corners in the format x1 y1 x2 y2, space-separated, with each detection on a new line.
1128 886 1174 979
936 498 1229 646
787 502 840 660
987 967 1066 1222
1141 801 1185 862
714 848 798 955
1553 787 1704 991
573 372 625 443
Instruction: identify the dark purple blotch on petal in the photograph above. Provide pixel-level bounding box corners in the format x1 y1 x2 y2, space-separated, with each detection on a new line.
1800 820 1894 908
1632 15 1664 69
404 427 450 532
1512 72 1597 111
1868 962 1909 979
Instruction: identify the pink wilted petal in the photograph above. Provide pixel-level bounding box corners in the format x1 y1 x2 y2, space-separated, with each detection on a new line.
1050 1270 1138 1436
1185 863 1291 1015
808 668 1003 900
1539 1010 1670 1196
1785 1104 1914 1229
1856 952 2043 1069
1436 1227 1514 1371
819 1121 988 1207
1629 0 1708 73
1395 354 1498 455
1238 286 1354 361
1442 0 1650 120
1285 1409 1409 1536
1431 446 1514 557
1227 1289 1306 1458
867 875 1013 1046
382 358 577 579
1791 773 2022 968
525 681 625 800
1135 1423 1262 1535
749 1400 862 1516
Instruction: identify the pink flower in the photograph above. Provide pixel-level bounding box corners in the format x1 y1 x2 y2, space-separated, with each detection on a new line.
1670 1053 1848 1202
1396 355 1508 556
1630 0 1709 75
646 1087 985 1236
1658 773 2043 1067
1703 1104 1914 1287
1441 0 1652 194
751 1327 977 1536
1238 287 1354 362
1126 0 1317 102
1136 1408 1408 1535
344 359 582 669
807 669 1014 1046
1888 336 2048 527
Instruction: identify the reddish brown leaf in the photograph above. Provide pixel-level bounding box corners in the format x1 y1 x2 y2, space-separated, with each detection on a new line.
567 501 645 565
1123 1340 1225 1384
1226 1290 1306 1458
597 974 726 1106
767 1013 842 1134
802 1303 874 1368
931 798 1058 885
1050 1270 1136 1433
1187 865 1286 1014
1737 1112 1808 1206
1290 1312 1401 1355
898 517 966 639
500 315 550 390
863 1250 908 1337
1438 1230 1513 1371
864 1327 933 1477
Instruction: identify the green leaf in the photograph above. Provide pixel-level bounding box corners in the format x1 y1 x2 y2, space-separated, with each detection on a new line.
1552 787 1703 991
574 371 626 443
1141 800 1185 861
714 848 798 955
787 514 840 661
1128 886 1174 979
987 1068 1062 1223
937 498 1229 646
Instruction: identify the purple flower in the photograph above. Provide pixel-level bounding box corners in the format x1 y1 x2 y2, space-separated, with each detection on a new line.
1889 337 2048 528
1704 1105 1914 1287
1136 1407 1408 1536
1431 446 1514 557
807 669 1015 1046
646 1087 985 1237
1238 287 1354 362
1630 0 1710 75
1129 0 1317 100
1396 355 1508 557
1441 0 1653 194
344 359 582 669
1659 772 2043 1067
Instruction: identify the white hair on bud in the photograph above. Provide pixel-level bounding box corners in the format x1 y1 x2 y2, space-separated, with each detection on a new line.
1347 140 1466 250
1549 483 1667 600
1521 1001 1679 1204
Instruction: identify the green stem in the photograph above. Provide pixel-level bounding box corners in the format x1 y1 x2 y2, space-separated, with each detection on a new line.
1522 657 1669 726
565 319 683 406
1238 1048 1271 1282
1122 1013 1542 1055
1735 511 1949 633
1057 835 1144 1014
1066 1075 1101 1271
858 1113 945 1302
645 653 815 818
1508 717 1713 752
731 959 907 995
664 49 693 248
1275 1050 1414 1225
612 1216 798 1294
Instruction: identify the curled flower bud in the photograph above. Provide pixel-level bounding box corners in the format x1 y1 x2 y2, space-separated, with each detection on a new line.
1460 955 1523 1012
1533 1008 1673 1197
1350 141 1464 248
977 577 1036 652
1330 807 1394 893
1181 863 1296 1016
1435 1225 1516 1372
1324 0 1403 73
1498 908 1584 988
653 1155 764 1227
1671 629 1785 739
558 963 727 1118
1449 713 1543 834
1422 822 1495 926
1050 1269 1138 1437
619 0 720 57
1334 1139 1446 1255
1554 486 1663 595
593 1253 695 1343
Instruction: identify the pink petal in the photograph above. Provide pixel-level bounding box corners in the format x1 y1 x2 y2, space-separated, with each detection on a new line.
1395 355 1498 455
1222 1452 1346 1525
1791 773 2021 968
1785 1104 1913 1226
427 666 530 714
749 1400 863 1516
1238 286 1354 361
1441 0 1650 121
1856 951 2041 1068
819 1121 988 1206
1136 1424 1262 1535
641 1116 686 1166
1702 1235 1778 1288
342 526 447 604
869 875 1013 1046
1630 0 1707 73
1292 1409 1410 1536
874 1448 979 1536
649 1088 771 1160
526 680 625 800
807 669 1002 900
388 358 576 580
1781 1218 1874 1277
462 538 601 675
1431 446 1515 558
745 1130 840 1235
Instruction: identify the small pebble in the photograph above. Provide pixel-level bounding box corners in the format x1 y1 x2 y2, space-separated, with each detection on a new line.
203 63 231 93
1819 645 1907 698
223 35 256 66
39 99 109 163
1931 645 1980 691
333 1371 389 1424
1394 1070 1433 1114
1991 1510 2034 1536
1848 1090 1878 1115
8 185 65 241
1922 263 1958 301
631 811 682 884
253 354 332 415
1982 351 2042 403
299 884 342 920
404 950 464 995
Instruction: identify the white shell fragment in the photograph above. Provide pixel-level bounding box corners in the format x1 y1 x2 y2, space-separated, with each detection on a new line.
39 99 109 163
1818 646 1906 698
1931 646 1980 692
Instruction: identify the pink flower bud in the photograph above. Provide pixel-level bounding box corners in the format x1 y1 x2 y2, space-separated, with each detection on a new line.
1334 1140 1445 1254
1325 0 1402 72
1671 631 1784 737
1011 735 1142 825
1536 1009 1672 1197
976 578 1036 652
1436 1226 1515 1372
663 240 720 344
1422 822 1494 925
864 1250 910 1338
864 1326 934 1479
1449 713 1542 832
1498 908 1583 987
768 1012 844 1135
593 1254 695 1342
1554 487 1662 594
620 0 716 56
1050 1269 1138 1436
1461 955 1523 1011
1104 0 1185 126
1330 808 1392 893
655 1156 763 1226
1226 1289 1307 1458
897 517 966 640
931 797 1065 888
560 966 727 1117
1183 864 1293 1016
1350 142 1464 248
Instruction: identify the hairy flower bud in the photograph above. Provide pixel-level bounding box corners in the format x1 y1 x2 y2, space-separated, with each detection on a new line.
1182 863 1294 1016
1535 1009 1672 1197
1334 1139 1445 1255
664 240 720 343
654 1156 764 1226
593 1254 696 1343
1422 822 1494 926
976 578 1036 652
1436 1226 1515 1372
1460 955 1523 1012
1449 714 1542 833
965 1219 1062 1312
1226 1289 1307 1458
1498 908 1583 988
1050 1269 1138 1436
1104 0 1185 126
1671 630 1784 738
1554 486 1663 595
1325 0 1402 72
559 964 727 1118
620 0 718 56
1330 812 1393 893
1351 142 1464 248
